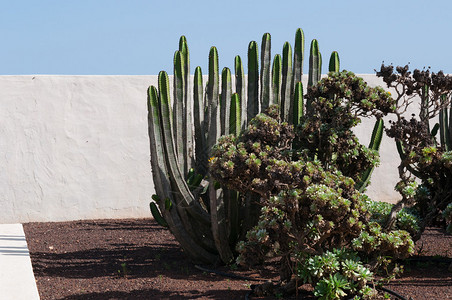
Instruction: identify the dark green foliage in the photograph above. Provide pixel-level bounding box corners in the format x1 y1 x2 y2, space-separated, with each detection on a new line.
377 64 452 233
299 249 376 299
365 200 421 237
298 71 395 183
210 75 413 295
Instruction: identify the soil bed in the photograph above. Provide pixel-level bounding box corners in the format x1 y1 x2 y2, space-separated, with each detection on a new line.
24 218 452 300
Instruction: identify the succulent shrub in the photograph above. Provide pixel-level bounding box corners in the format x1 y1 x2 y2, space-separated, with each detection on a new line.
298 248 376 299
210 71 414 297
365 200 421 237
376 64 452 234
298 71 395 185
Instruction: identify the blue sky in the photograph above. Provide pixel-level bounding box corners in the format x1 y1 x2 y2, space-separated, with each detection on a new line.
1 1 451 75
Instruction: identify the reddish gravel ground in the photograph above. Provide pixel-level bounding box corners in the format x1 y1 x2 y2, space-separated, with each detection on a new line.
23 218 452 300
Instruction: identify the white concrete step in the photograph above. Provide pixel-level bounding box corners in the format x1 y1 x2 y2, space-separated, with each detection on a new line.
0 224 40 300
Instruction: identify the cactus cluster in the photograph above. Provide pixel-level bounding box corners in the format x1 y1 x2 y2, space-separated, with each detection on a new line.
147 29 387 265
147 28 340 264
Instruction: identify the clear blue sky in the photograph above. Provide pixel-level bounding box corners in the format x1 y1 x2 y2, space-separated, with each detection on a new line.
2 1 451 75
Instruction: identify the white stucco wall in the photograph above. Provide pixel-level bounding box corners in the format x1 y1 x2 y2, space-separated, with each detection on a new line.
1 75 158 223
0 74 411 223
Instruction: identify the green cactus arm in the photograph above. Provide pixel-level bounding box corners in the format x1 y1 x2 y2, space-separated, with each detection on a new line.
179 37 190 100
356 119 384 192
247 41 259 121
357 168 374 193
173 51 187 176
272 54 282 106
234 55 247 130
318 51 322 83
369 118 384 151
147 85 172 208
205 47 234 262
221 67 232 135
431 122 439 137
207 46 221 151
439 94 451 151
260 33 272 111
328 51 340 73
230 93 241 136
204 48 235 263
150 201 168 227
308 39 321 88
281 41 293 122
148 84 217 263
158 71 211 223
159 72 218 254
209 186 234 263
307 39 321 113
292 81 304 126
179 36 189 71
179 36 194 171
293 28 305 86
193 66 209 176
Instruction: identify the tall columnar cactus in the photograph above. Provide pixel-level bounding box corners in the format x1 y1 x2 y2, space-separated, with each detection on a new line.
439 94 452 151
247 41 259 122
148 30 353 264
234 55 246 131
306 39 321 113
260 33 272 111
272 54 282 106
280 42 293 122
